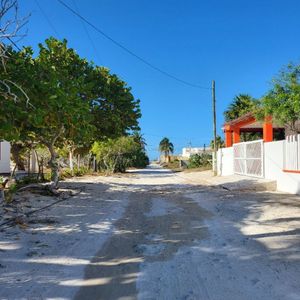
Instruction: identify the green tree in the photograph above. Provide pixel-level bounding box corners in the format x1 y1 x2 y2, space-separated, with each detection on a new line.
0 46 35 141
0 46 37 170
188 153 212 169
131 132 149 168
31 38 95 187
210 135 224 150
261 63 300 133
0 38 94 188
159 137 174 162
92 136 138 173
0 37 143 187
89 67 141 140
224 94 258 122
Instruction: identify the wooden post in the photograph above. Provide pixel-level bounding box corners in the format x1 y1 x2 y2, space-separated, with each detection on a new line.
212 80 217 176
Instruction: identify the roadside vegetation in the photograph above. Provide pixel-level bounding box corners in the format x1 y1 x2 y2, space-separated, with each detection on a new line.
1 35 148 192
188 153 212 169
225 63 300 139
92 134 149 174
158 137 213 172
0 38 149 186
159 137 174 163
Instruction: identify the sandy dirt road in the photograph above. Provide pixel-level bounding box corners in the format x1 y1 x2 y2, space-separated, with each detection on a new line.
1 164 300 299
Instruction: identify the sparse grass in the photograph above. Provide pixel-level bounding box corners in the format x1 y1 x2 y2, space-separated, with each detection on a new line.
161 161 183 172
183 166 211 173
163 163 211 173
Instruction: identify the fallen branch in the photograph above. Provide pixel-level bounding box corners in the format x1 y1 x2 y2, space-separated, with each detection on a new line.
0 187 83 228
15 183 58 194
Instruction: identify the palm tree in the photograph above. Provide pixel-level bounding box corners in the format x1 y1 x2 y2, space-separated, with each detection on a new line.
224 94 258 122
210 135 225 150
159 137 174 163
132 131 147 150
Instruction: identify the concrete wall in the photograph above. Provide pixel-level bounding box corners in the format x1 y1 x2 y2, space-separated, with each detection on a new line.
264 141 300 194
0 141 11 174
182 147 212 158
217 140 300 194
217 147 234 176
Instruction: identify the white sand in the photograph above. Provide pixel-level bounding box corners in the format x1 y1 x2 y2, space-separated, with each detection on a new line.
0 164 299 300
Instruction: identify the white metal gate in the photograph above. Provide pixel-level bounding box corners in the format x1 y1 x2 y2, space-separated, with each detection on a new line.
233 140 264 178
284 134 300 171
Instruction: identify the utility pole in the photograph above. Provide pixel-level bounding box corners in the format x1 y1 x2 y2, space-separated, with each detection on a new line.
212 80 217 176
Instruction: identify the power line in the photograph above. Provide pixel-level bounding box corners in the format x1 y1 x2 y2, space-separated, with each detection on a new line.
6 37 21 51
71 0 103 65
57 0 211 90
35 0 61 38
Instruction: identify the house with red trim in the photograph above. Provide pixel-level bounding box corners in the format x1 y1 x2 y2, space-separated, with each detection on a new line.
223 113 285 147
217 113 300 194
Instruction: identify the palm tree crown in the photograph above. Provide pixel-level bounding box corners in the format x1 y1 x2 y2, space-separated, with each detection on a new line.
159 137 174 157
224 94 258 122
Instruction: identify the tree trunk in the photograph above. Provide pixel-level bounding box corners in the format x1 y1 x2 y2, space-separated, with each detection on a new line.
69 150 74 176
40 157 45 181
11 143 26 170
27 151 31 175
77 154 80 168
93 156 97 172
164 151 169 163
34 149 41 180
48 144 60 189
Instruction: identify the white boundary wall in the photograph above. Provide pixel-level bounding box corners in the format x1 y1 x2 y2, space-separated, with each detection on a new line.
0 141 11 173
264 141 300 194
217 141 300 195
217 147 234 176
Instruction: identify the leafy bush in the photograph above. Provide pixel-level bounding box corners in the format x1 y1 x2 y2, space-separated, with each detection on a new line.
92 136 149 173
74 166 90 176
60 166 90 179
8 183 17 193
188 153 212 169
131 149 149 168
60 168 73 179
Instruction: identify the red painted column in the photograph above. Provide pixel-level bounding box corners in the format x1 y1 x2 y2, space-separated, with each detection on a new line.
263 116 273 142
225 130 233 147
232 127 240 144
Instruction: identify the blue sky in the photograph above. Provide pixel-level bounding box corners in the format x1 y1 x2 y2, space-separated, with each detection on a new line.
19 0 300 159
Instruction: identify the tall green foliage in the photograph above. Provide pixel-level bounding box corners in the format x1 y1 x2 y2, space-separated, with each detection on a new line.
224 94 258 122
210 135 224 150
159 137 174 161
261 63 300 133
0 38 142 187
92 135 148 173
89 67 141 140
0 46 35 141
224 94 262 142
188 153 212 169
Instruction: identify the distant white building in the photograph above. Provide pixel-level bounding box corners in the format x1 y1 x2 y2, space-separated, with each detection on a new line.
0 141 11 174
182 147 212 158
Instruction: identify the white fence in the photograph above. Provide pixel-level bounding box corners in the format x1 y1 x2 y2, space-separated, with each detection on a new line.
216 147 234 176
284 134 300 171
0 141 11 173
217 134 300 194
233 140 264 178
